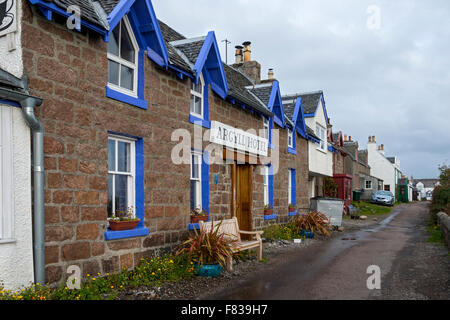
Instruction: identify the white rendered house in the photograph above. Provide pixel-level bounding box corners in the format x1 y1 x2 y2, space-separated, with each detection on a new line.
367 137 400 201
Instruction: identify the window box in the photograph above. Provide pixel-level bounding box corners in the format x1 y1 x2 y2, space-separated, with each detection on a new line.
108 219 140 232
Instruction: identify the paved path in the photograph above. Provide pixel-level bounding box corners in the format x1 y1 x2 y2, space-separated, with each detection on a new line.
208 202 449 300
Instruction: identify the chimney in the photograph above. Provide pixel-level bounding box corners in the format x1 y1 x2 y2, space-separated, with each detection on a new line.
231 41 261 84
243 41 252 62
344 135 348 142
268 68 274 80
234 45 243 64
349 136 352 142
368 136 372 143
372 136 376 143
381 144 384 151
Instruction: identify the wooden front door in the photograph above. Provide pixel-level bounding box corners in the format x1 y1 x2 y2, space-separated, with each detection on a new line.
235 164 253 240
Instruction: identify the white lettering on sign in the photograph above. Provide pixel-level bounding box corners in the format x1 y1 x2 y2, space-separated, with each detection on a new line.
209 121 268 157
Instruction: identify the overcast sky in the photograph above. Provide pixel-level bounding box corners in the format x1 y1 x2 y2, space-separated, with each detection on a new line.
153 0 450 179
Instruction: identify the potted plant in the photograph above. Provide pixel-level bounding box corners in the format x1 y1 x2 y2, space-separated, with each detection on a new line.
294 211 332 239
176 221 236 277
190 207 209 224
264 205 274 216
108 207 140 231
288 204 296 213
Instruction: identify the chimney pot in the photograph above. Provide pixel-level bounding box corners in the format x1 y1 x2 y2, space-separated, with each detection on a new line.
268 68 274 80
243 41 252 62
349 136 352 141
344 135 348 142
369 136 372 143
235 45 243 64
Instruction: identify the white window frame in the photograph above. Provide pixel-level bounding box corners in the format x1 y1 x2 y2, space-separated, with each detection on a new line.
0 107 14 241
288 128 294 149
107 16 139 98
263 118 270 140
190 74 204 119
316 123 326 152
107 135 136 219
191 152 202 210
263 166 269 206
365 180 373 190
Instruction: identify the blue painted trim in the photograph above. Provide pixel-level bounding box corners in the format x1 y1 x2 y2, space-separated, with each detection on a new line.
267 81 285 128
107 0 136 33
189 114 211 129
193 31 228 99
105 134 148 241
328 145 338 153
288 147 297 155
0 99 21 108
105 227 150 241
37 5 53 21
188 223 200 231
288 211 298 217
292 97 308 139
28 0 107 37
202 151 210 213
264 213 277 221
291 169 297 207
168 65 192 80
268 165 274 207
106 87 148 109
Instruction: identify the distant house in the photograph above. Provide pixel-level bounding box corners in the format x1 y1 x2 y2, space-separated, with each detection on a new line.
329 130 352 210
413 179 440 200
342 136 381 201
366 136 402 201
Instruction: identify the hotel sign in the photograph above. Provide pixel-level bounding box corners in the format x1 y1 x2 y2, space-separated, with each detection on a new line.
0 0 16 37
210 121 268 157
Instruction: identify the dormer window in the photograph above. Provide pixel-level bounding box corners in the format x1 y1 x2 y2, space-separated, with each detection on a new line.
107 16 138 96
288 128 294 148
190 75 204 118
316 123 326 152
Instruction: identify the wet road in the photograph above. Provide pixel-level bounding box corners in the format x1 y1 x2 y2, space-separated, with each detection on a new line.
209 202 449 300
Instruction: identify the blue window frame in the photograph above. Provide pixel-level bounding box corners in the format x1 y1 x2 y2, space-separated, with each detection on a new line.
288 126 297 155
189 74 211 129
289 169 297 216
264 164 276 220
105 132 149 241
106 15 148 110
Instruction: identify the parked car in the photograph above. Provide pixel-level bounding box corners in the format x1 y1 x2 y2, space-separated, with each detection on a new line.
371 191 395 206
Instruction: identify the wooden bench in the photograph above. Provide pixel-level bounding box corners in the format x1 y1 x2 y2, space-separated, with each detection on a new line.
199 217 264 271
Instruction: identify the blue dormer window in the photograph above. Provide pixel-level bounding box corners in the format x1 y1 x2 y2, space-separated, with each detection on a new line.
106 16 147 110
288 126 297 155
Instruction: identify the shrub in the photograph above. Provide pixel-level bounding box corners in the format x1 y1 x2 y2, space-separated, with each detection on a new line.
431 186 450 215
263 223 300 241
176 221 236 268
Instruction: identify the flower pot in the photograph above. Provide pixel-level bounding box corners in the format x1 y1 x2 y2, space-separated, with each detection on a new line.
301 230 315 239
264 209 273 216
108 219 140 231
190 215 209 224
195 264 223 277
289 207 296 213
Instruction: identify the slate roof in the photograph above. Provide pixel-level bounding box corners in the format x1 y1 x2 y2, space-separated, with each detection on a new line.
283 91 323 115
43 0 116 28
412 179 440 188
247 84 273 107
282 99 296 121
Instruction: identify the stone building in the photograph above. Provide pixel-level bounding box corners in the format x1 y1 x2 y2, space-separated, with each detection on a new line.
11 0 320 287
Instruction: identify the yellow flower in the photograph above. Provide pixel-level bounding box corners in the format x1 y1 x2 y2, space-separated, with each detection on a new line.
110 286 114 289
92 278 96 281
87 274 90 277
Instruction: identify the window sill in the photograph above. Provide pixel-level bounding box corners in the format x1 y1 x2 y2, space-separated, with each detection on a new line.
288 211 298 217
106 86 148 110
104 227 149 241
264 213 277 221
316 147 327 154
189 114 211 129
288 147 297 155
